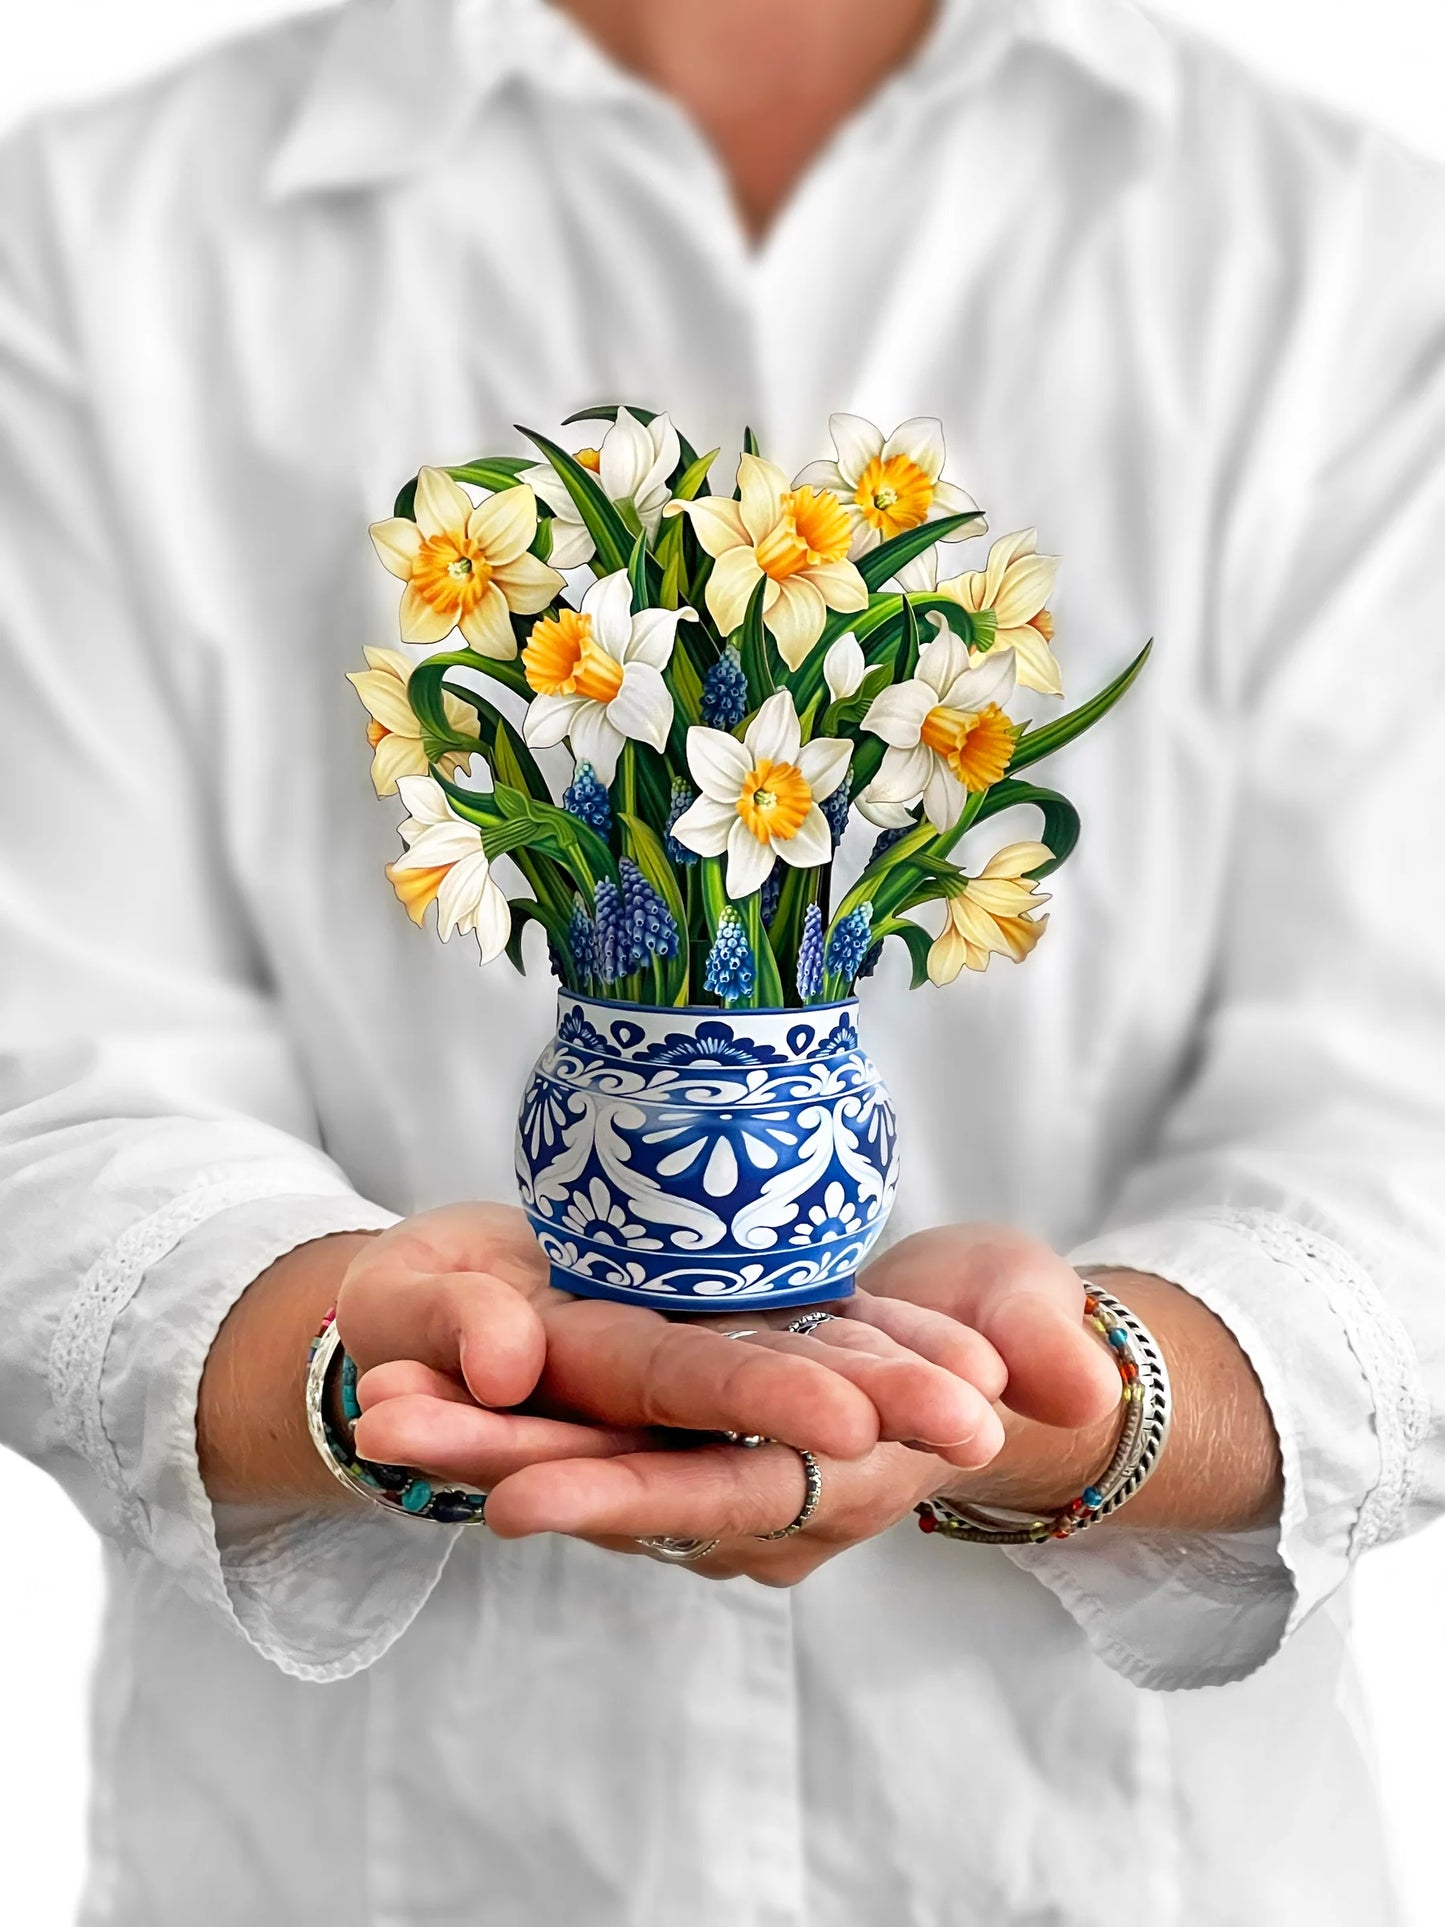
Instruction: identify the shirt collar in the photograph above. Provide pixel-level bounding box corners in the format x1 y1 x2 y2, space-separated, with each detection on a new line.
265 0 1177 202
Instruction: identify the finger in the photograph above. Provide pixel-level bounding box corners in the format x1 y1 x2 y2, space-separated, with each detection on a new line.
483 1440 819 1542
352 1394 648 1486
536 1300 881 1460
731 1323 1003 1465
356 1360 474 1409
862 1227 1118 1429
835 1293 1009 1401
338 1261 545 1409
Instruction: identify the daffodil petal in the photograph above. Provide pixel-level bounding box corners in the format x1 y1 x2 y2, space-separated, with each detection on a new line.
823 632 865 703
437 848 493 941
368 729 427 797
828 412 885 485
737 454 791 546
922 759 966 833
670 794 734 858
369 517 425 578
775 804 832 871
744 688 803 766
855 788 917 830
523 692 586 751
625 604 694 669
1003 623 1064 697
544 518 596 569
472 875 513 964
882 416 945 482
940 644 1017 713
347 667 421 737
862 680 934 748
467 483 538 565
931 479 982 522
607 661 673 753
980 841 1054 879
802 558 868 616
792 458 849 494
982 529 1039 605
797 735 852 803
414 467 474 541
677 496 749 558
765 574 826 671
492 551 566 615
705 546 765 637
687 725 752 803
917 629 972 698
599 407 657 504
581 569 635 658
569 703 627 785
992 553 1058 629
459 584 519 658
395 774 450 825
867 741 933 805
400 582 458 645
725 816 777 899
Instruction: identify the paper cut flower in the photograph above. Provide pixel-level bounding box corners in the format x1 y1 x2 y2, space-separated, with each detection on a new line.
935 529 1061 696
370 469 564 659
823 631 866 703
346 647 478 796
670 689 852 898
667 455 867 670
927 842 1052 983
794 414 983 592
522 408 682 567
521 570 694 782
385 775 511 961
859 632 1018 833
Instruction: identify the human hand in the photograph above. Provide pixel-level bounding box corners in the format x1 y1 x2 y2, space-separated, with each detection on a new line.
344 1204 1012 1489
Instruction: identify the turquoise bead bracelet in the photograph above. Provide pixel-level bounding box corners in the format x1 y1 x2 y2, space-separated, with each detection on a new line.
305 1309 490 1526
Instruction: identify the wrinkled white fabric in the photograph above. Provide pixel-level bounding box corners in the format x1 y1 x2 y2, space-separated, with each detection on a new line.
1 1 1442 1921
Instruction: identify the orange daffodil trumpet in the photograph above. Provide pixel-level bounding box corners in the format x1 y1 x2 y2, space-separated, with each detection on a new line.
353 404 1144 1010
927 842 1053 983
522 408 681 567
666 454 868 670
794 413 984 592
670 690 852 899
521 570 696 783
936 529 1062 697
859 631 1019 833
370 468 564 659
346 647 479 797
385 776 511 962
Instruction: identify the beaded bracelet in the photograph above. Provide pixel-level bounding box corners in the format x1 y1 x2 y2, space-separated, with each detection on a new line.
915 1281 1172 1547
305 1310 490 1526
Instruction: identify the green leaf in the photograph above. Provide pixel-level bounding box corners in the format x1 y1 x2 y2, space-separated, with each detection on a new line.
618 813 687 928
968 781 1081 877
873 917 934 990
627 531 650 614
671 447 718 502
858 510 985 593
503 898 572 982
738 573 774 704
1008 641 1152 776
516 425 634 575
490 715 552 806
899 594 922 682
437 775 615 892
742 426 761 458
742 891 785 1010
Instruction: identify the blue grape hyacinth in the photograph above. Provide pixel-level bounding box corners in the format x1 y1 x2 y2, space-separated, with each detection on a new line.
619 858 680 967
566 895 597 987
796 903 824 1002
701 646 748 729
760 865 781 927
867 821 913 865
821 771 852 847
562 761 612 839
592 877 624 985
664 779 700 867
703 908 755 1003
825 902 874 984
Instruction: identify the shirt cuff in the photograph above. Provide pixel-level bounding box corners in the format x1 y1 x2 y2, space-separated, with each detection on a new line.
1001 1207 1428 1690
82 1183 463 1683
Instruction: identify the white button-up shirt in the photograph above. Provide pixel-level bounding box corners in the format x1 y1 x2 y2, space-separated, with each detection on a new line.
3 2 1443 1920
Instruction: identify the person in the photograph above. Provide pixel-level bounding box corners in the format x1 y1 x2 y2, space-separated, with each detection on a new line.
1 0 1442 1920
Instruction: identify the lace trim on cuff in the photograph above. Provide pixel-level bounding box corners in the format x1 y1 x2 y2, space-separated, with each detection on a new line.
47 1163 364 1522
1195 1206 1427 1553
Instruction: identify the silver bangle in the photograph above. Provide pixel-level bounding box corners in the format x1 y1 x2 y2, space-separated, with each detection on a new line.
916 1282 1171 1547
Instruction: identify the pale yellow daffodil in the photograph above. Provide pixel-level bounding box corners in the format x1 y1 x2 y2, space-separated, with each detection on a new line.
927 841 1052 984
385 775 511 962
666 454 868 671
936 529 1061 697
345 647 478 797
370 469 564 661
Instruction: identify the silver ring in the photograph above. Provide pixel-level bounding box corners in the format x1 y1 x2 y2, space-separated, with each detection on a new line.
785 1310 838 1337
636 1534 721 1563
755 1443 823 1541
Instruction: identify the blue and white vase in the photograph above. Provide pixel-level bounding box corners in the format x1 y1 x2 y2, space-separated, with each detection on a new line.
515 994 900 1310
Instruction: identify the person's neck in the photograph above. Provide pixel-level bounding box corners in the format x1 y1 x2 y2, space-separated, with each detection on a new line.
555 0 940 240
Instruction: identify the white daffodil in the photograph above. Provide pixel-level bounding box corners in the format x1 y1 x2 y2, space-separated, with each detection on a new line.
670 689 852 899
936 529 1061 696
666 454 868 671
823 631 866 703
794 413 984 593
521 408 682 567
521 570 694 783
345 647 479 797
386 775 511 962
370 470 564 660
928 842 1052 983
858 632 1018 833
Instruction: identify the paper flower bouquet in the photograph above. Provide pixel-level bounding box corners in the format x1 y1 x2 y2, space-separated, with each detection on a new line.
351 408 1146 1309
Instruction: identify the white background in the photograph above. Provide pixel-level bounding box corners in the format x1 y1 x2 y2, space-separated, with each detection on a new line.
1 3 1442 1921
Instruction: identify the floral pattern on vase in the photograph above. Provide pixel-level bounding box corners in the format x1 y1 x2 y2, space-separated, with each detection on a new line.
515 994 900 1308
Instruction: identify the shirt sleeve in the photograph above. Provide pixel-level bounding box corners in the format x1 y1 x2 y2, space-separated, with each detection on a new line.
0 120 456 1683
1004 132 1445 1690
